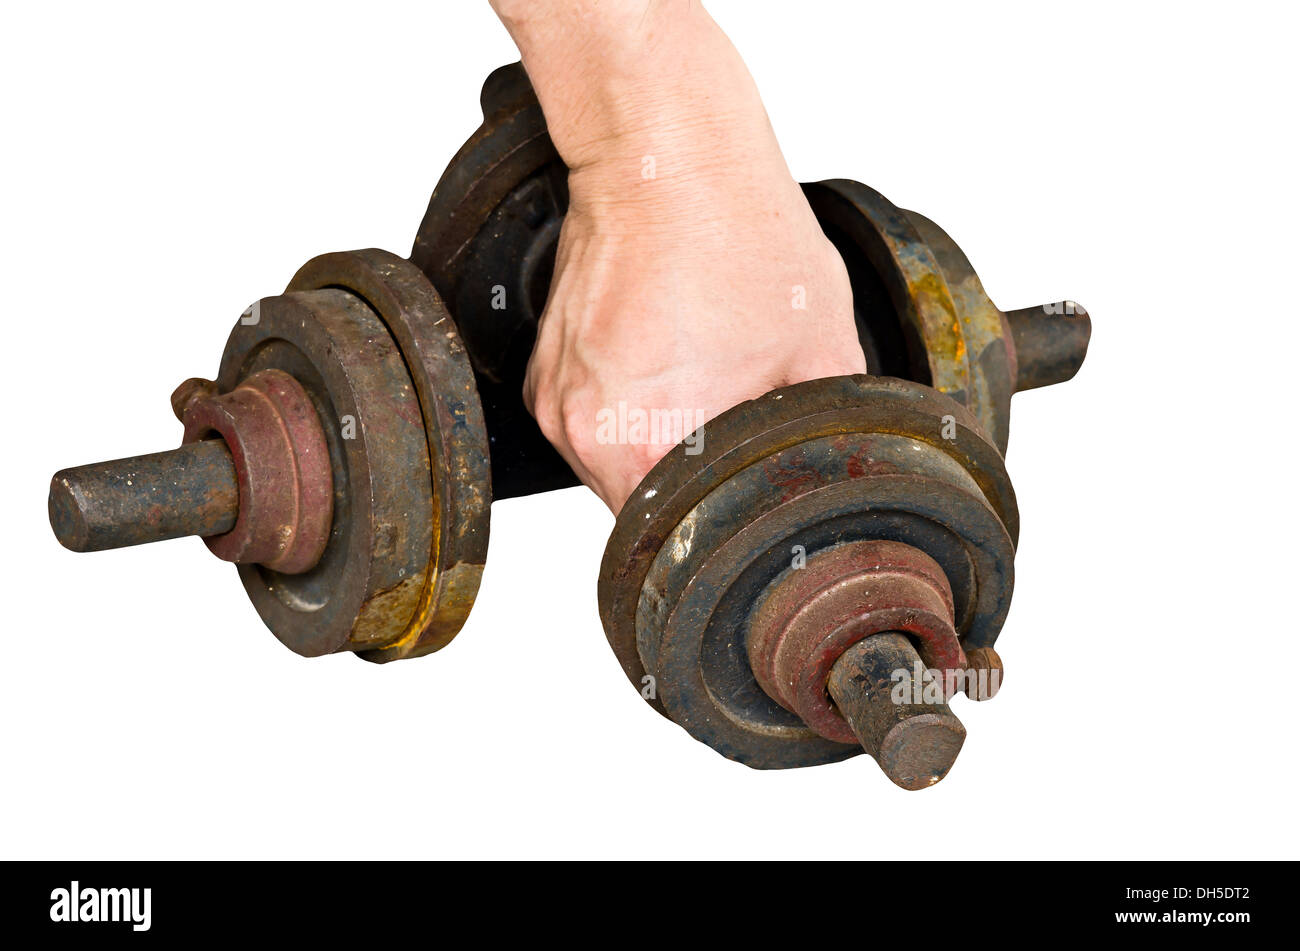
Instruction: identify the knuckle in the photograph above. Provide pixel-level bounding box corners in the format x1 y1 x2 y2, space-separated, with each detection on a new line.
559 402 599 458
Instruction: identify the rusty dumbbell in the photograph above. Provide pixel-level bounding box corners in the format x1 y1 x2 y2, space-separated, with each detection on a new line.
424 64 1089 787
49 64 1089 787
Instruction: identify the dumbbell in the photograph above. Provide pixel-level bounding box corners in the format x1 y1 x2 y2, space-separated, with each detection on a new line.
49 64 1090 785
414 64 1090 786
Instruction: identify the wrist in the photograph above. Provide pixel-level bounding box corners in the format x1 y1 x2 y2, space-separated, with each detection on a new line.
493 2 798 227
494 2 753 166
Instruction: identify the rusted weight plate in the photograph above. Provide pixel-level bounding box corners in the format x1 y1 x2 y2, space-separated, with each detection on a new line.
598 376 1018 766
286 249 491 662
412 62 558 311
904 210 1016 451
411 62 574 501
216 288 436 658
803 181 974 412
804 181 1091 453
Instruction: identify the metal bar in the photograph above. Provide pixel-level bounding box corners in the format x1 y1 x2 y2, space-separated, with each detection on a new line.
827 633 967 790
49 440 239 553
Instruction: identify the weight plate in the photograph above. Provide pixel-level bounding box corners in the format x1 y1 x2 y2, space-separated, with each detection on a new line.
217 288 436 657
286 249 491 661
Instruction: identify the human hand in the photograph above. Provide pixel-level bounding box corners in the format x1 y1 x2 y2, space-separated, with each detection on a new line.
492 1 865 511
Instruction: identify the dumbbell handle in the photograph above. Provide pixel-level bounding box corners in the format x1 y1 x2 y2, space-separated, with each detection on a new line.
49 440 238 553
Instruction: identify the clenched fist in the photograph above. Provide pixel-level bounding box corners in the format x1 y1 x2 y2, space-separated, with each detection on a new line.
493 1 865 511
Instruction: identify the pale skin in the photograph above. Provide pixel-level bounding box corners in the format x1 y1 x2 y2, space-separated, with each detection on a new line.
490 0 865 511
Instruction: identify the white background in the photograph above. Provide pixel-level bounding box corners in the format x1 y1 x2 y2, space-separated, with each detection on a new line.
2 1 1296 859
